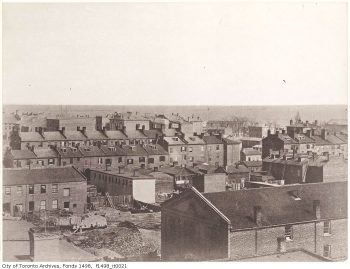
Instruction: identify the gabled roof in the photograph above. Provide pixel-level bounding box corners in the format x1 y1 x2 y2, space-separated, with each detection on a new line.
20 132 44 142
202 135 223 145
335 133 347 143
222 138 241 145
310 135 331 146
99 145 126 156
56 147 83 158
242 148 261 156
326 134 346 145
277 134 297 144
183 136 205 145
143 129 163 139
163 136 186 145
64 131 87 141
203 181 347 230
85 131 107 140
143 144 168 155
104 130 128 140
78 146 105 157
158 166 198 177
33 148 58 158
121 144 148 156
43 131 66 141
293 134 315 144
124 130 147 139
11 149 37 160
3 166 86 186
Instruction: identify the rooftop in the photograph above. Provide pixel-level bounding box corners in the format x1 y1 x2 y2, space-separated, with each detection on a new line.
202 135 223 144
203 181 347 230
3 166 86 186
10 149 37 160
242 148 261 156
163 136 186 145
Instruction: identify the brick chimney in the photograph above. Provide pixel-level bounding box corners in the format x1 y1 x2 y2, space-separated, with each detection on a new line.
313 200 321 220
81 127 86 135
290 119 293 125
253 206 263 226
321 129 328 140
77 126 80 131
305 129 311 137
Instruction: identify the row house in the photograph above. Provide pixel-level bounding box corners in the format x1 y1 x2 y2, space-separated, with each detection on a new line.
202 135 224 167
262 130 298 159
3 113 20 146
3 167 87 216
161 181 347 261
104 130 129 147
109 112 150 132
46 116 102 132
160 137 188 166
182 136 206 165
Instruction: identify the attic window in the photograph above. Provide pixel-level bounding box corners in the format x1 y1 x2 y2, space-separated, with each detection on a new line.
173 137 179 141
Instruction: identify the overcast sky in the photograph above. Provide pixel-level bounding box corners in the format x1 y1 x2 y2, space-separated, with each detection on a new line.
2 2 348 106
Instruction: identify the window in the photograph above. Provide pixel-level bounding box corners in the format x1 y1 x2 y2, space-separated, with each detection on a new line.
63 188 70 197
324 221 331 235
159 156 165 162
139 157 145 163
41 185 46 194
37 160 44 165
63 202 70 210
181 146 186 152
285 225 293 241
323 245 331 258
118 157 123 163
40 200 46 210
17 186 23 195
52 200 58 209
189 156 194 162
127 159 133 164
169 148 173 153
98 158 103 165
216 145 220 150
188 147 193 152
15 204 23 212
73 204 77 208
201 146 204 152
70 158 73 164
48 158 55 165
170 157 173 163
148 158 154 164
52 184 58 193
77 157 81 161
29 185 34 194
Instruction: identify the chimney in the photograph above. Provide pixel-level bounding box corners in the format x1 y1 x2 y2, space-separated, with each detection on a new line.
275 130 279 136
61 127 65 136
82 127 86 134
38 127 43 136
277 237 286 253
305 120 309 126
31 145 35 152
305 130 311 137
235 163 239 169
253 206 262 226
281 129 286 134
313 200 321 220
267 129 271 136
315 120 318 126
321 129 327 140
290 119 293 125
77 126 80 131
282 155 287 160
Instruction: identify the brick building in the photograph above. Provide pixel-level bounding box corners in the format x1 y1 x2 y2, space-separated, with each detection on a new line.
222 138 241 167
3 167 87 216
202 136 224 167
262 131 298 159
109 112 150 132
183 136 206 166
160 137 188 166
161 182 347 261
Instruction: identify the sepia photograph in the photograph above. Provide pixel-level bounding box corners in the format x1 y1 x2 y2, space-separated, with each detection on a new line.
1 1 348 263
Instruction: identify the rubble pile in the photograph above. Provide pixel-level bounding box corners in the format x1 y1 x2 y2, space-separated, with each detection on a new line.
69 222 158 258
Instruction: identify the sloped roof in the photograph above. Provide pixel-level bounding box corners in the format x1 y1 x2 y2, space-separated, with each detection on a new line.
11 149 37 160
202 136 223 144
143 129 163 139
335 133 347 143
224 165 250 174
203 181 347 230
326 134 346 145
85 130 107 140
277 134 297 144
100 145 126 156
104 130 128 140
293 134 315 144
56 147 83 158
78 146 105 157
143 144 168 155
3 114 20 124
242 161 262 167
124 130 147 139
121 144 148 156
163 136 186 145
183 136 205 145
3 167 86 186
43 131 66 141
310 135 331 146
158 166 198 177
242 148 261 156
33 148 58 158
64 131 87 140
20 132 44 142
222 138 241 145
